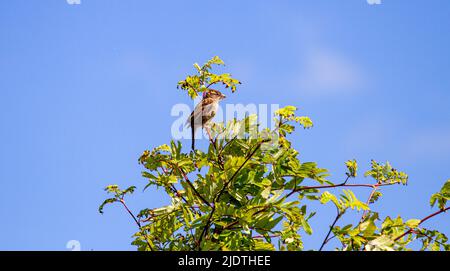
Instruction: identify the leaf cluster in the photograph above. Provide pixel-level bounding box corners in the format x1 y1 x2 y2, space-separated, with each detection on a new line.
100 57 449 251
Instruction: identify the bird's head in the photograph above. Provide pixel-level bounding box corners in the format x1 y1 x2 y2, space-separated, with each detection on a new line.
204 89 226 101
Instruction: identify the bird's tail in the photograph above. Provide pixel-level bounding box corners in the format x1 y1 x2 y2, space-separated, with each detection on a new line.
191 118 195 151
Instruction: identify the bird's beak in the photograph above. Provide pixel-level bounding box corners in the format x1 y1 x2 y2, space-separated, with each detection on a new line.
221 93 226 99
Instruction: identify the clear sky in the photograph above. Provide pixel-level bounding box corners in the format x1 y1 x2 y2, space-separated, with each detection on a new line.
0 0 449 250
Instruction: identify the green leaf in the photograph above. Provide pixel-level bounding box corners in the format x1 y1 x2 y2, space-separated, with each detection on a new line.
369 191 382 204
405 219 421 229
300 216 313 235
261 186 271 199
345 159 358 178
430 180 450 209
365 235 395 251
364 160 408 185
275 106 297 118
294 116 313 129
99 198 117 214
320 191 341 209
253 241 275 251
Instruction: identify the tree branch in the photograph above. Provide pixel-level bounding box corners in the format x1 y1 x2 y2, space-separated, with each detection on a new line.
358 183 381 223
119 199 154 251
319 207 343 251
413 228 448 248
216 135 237 169
173 163 212 208
217 142 263 200
154 158 212 208
285 180 395 199
253 234 280 239
394 206 449 242
196 141 263 250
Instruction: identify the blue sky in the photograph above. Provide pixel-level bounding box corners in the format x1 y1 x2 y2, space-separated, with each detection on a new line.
0 0 449 250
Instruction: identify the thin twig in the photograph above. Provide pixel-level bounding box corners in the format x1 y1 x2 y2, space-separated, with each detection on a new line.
174 163 212 208
196 141 264 250
204 126 225 170
413 228 448 248
169 184 188 204
216 135 237 169
358 183 380 223
119 199 154 251
394 206 449 242
253 234 281 239
151 145 212 208
319 207 342 251
220 135 237 155
120 199 141 227
168 184 202 216
217 142 263 200
160 165 202 216
285 180 394 199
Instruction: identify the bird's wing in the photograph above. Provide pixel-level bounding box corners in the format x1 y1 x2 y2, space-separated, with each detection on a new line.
186 98 216 128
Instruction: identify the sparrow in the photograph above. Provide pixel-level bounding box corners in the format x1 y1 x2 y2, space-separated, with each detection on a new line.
187 89 226 151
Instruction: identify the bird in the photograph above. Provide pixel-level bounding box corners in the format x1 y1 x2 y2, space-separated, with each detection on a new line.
186 89 226 151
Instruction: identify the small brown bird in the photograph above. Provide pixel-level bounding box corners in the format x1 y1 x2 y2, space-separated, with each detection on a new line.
187 89 226 150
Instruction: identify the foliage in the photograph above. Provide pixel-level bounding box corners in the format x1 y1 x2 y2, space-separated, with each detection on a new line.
177 56 241 99
430 180 450 210
100 56 449 251
99 185 136 214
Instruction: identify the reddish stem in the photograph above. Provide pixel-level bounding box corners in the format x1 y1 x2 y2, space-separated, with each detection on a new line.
394 206 449 241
